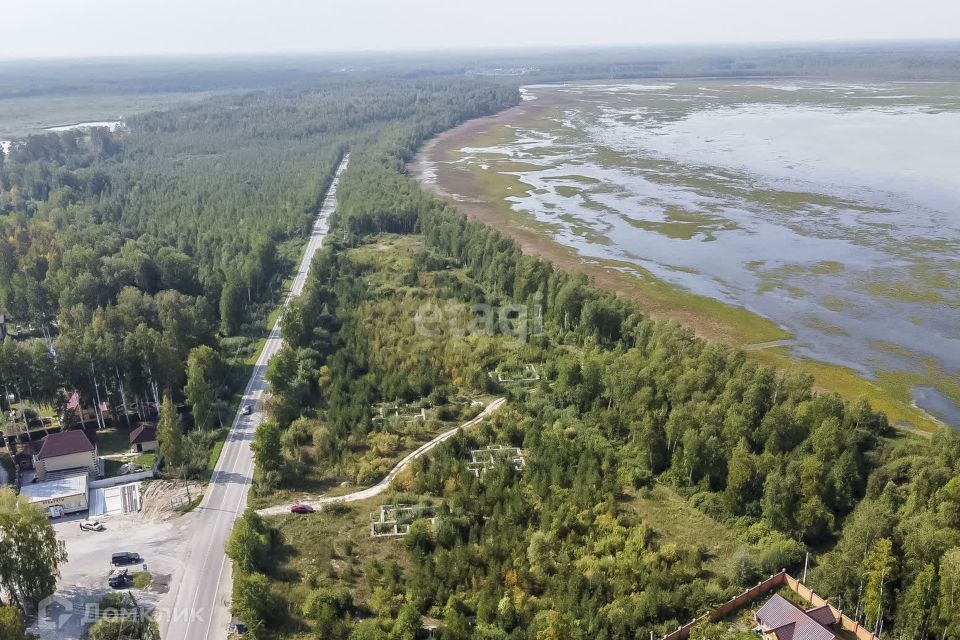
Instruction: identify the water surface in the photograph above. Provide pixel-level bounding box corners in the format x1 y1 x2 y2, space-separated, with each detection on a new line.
442 81 960 426
45 119 122 132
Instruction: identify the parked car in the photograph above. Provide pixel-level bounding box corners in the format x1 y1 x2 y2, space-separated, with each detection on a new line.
80 519 105 532
111 552 142 566
290 503 315 514
229 617 248 635
108 568 129 589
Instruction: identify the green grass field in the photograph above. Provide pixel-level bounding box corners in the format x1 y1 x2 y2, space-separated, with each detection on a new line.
95 427 133 456
264 497 413 632
131 571 153 590
622 484 741 578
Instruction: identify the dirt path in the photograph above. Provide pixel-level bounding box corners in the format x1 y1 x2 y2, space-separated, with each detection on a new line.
257 397 506 516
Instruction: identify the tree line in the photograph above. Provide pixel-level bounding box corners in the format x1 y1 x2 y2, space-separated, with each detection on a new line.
0 76 518 474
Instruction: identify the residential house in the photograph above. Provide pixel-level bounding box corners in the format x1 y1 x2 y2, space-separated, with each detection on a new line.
756 594 838 640
129 425 158 453
32 429 99 480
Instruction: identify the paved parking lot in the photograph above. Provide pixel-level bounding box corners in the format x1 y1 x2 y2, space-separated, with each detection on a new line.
30 505 195 639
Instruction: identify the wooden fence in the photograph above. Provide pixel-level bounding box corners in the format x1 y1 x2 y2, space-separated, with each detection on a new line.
660 571 880 640
784 574 880 640
661 571 788 640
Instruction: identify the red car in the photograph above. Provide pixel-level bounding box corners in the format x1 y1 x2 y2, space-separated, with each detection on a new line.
290 503 315 514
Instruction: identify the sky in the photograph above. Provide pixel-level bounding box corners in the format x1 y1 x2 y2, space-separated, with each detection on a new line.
4 0 960 59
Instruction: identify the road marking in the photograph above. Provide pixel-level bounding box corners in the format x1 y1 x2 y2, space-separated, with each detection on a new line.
169 156 349 640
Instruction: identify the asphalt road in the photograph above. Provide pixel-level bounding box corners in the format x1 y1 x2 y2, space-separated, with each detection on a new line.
257 397 505 516
163 155 349 640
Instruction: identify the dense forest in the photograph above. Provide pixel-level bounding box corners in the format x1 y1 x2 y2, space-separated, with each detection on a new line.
232 93 960 640
0 77 517 471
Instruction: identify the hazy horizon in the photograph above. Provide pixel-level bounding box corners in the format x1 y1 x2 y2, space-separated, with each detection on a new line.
5 0 960 60
3 39 960 65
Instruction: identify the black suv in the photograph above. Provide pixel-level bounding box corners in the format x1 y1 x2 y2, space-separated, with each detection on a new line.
111 552 142 566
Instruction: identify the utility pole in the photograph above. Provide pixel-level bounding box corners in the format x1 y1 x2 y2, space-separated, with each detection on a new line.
803 551 810 583
181 463 192 503
127 589 157 639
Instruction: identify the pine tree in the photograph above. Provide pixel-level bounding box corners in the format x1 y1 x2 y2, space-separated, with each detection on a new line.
157 395 185 470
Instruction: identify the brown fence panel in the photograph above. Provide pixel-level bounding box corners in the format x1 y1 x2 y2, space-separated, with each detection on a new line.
783 574 880 640
660 571 788 640
659 571 881 640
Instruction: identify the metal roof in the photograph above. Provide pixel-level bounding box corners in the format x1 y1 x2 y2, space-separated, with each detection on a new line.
805 606 839 627
130 424 157 445
38 429 95 459
756 595 836 640
19 474 88 502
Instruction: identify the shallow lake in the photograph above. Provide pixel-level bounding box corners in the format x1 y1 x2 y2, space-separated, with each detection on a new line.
45 119 122 132
442 81 960 427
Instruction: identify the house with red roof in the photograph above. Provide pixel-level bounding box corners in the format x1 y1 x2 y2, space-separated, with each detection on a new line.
32 429 99 480
756 594 839 640
129 424 158 453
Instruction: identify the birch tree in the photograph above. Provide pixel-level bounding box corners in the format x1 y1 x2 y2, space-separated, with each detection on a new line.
0 488 67 610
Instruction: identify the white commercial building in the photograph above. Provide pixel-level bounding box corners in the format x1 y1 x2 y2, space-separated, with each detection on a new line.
19 474 89 517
